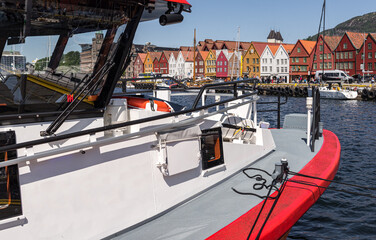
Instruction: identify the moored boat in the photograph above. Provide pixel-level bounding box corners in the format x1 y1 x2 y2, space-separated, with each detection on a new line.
0 1 341 239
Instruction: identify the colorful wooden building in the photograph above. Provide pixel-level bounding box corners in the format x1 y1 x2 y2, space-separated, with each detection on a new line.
216 50 230 79
356 33 376 75
311 35 341 75
133 53 147 77
195 51 207 78
289 40 316 79
333 32 364 76
205 50 216 78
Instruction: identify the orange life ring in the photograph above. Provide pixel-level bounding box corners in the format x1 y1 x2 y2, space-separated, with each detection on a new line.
113 96 172 112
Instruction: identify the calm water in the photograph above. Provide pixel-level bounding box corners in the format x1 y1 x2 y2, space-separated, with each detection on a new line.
172 94 376 239
283 98 376 240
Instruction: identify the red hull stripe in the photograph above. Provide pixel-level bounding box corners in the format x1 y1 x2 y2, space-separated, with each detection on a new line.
207 129 341 240
165 0 191 6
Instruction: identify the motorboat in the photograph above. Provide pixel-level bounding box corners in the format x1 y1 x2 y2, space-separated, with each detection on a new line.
308 81 358 100
0 0 340 239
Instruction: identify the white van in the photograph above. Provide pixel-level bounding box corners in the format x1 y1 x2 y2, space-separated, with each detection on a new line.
315 70 353 82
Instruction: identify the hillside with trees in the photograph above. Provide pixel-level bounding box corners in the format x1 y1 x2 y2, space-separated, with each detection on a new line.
306 12 376 41
35 51 80 71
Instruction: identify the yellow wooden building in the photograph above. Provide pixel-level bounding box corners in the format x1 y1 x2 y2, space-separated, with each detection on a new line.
205 50 216 78
242 42 265 78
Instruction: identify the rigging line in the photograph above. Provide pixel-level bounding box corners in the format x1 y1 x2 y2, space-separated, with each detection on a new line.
255 174 289 240
288 171 376 191
246 179 276 240
287 179 376 199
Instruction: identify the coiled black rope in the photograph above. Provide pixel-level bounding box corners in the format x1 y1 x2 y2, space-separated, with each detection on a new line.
233 165 376 240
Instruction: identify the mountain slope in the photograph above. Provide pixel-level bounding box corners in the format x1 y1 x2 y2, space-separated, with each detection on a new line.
306 12 376 40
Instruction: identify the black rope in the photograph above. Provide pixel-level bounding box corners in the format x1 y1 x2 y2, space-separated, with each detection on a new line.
255 174 289 240
288 170 376 191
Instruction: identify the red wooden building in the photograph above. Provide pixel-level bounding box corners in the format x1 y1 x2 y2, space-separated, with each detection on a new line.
151 52 162 74
216 50 230 79
195 51 207 78
311 35 341 75
355 33 376 76
133 53 146 77
333 32 364 76
289 40 316 79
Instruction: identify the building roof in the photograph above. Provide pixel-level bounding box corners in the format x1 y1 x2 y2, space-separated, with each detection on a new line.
163 50 178 61
149 52 162 62
267 30 283 42
199 51 209 60
138 53 147 62
180 46 194 51
346 32 365 50
299 40 316 54
324 35 342 51
281 44 295 54
370 33 376 41
252 42 279 55
268 45 280 56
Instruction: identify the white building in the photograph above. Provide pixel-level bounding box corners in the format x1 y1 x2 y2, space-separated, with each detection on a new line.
175 51 186 79
183 51 194 79
260 44 293 82
168 52 178 78
274 45 293 82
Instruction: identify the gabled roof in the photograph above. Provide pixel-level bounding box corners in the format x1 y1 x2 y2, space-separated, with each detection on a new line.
251 42 279 55
163 51 177 61
199 51 209 60
370 33 376 42
149 52 162 62
346 32 365 50
299 40 316 54
180 46 194 51
269 45 279 56
184 51 195 62
281 44 295 54
323 35 342 51
138 53 147 62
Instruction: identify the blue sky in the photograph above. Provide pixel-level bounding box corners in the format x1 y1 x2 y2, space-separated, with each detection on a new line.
4 0 375 62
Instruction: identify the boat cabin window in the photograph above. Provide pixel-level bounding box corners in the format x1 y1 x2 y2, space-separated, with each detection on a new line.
0 75 95 116
0 131 22 221
201 128 224 170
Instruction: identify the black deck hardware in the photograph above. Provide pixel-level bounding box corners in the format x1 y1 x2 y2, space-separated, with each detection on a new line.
310 87 321 152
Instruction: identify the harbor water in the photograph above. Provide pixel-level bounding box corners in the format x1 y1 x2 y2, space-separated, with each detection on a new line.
171 94 376 239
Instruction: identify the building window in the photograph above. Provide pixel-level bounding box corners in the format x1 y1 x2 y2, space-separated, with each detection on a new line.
253 67 255 72
320 54 323 60
361 53 364 60
297 47 301 53
292 58 295 63
252 58 255 64
269 66 272 72
368 62 372 70
349 52 353 59
319 45 323 51
320 63 323 69
336 63 339 69
246 58 249 64
344 52 348 59
328 54 331 59
343 43 347 49
295 58 299 63
368 52 372 59
368 43 372 50
313 63 317 69
277 59 279 65
340 53 344 59
303 57 307 63
269 58 272 64
349 62 353 69
277 67 279 73
256 67 259 72
336 52 339 59
329 62 332 69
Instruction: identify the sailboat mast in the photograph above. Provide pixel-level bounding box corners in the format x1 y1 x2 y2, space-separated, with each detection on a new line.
193 28 196 81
